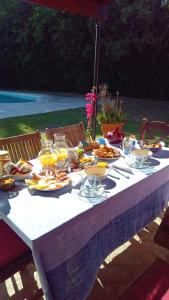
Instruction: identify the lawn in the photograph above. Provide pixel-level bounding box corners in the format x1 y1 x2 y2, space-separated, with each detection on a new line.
0 108 140 139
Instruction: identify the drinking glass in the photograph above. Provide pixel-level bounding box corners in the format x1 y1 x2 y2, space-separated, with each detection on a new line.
80 174 104 198
122 137 132 154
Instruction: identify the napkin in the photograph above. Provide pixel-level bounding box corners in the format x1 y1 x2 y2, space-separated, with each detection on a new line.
111 158 134 174
69 170 84 187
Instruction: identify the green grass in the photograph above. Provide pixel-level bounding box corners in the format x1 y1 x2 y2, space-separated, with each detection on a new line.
1 108 168 145
0 105 146 141
0 107 140 139
0 108 87 138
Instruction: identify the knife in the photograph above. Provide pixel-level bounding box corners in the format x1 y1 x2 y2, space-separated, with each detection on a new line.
111 166 130 179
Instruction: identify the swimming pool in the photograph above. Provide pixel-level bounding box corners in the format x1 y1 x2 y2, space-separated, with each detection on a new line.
0 91 37 103
0 91 84 119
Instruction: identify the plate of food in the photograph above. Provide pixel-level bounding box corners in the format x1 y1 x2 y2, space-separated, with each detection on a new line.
143 141 163 153
3 160 33 180
25 171 70 191
79 156 95 167
93 145 121 161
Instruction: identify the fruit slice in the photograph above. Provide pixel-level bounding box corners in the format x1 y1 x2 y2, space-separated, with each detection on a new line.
96 162 108 168
25 179 38 186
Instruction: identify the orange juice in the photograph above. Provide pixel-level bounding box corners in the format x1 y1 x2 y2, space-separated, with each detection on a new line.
39 153 58 169
57 148 68 161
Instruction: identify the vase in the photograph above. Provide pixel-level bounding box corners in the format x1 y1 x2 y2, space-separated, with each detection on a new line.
101 122 124 138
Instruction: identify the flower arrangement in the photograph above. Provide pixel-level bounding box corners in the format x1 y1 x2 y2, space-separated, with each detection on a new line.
97 84 127 124
85 88 97 129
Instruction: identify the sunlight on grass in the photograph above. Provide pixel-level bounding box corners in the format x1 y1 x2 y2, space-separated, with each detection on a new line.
17 123 35 134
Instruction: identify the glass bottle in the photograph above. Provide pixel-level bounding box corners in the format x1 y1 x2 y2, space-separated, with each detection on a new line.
38 140 58 172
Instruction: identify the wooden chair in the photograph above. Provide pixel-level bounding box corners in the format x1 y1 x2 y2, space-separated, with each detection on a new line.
0 131 41 163
118 258 169 300
153 207 169 250
140 118 169 142
45 122 86 147
0 220 43 299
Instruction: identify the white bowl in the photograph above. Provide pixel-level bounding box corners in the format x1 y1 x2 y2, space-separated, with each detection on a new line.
85 166 108 180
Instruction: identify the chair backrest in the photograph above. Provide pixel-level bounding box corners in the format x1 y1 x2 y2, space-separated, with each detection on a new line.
0 131 41 163
140 118 169 142
45 122 86 147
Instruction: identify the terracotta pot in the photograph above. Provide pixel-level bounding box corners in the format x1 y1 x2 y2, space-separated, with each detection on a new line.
101 122 124 138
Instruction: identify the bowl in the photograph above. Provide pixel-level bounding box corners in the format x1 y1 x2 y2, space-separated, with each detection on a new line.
143 141 163 153
0 177 15 191
85 166 108 179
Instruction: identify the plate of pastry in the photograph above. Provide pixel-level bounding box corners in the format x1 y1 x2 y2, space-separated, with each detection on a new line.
25 172 70 191
93 145 121 161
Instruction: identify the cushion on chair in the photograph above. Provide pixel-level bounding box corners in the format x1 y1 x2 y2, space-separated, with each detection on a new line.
153 207 169 250
118 258 169 300
0 220 29 268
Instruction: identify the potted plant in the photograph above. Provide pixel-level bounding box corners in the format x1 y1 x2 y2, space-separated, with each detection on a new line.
97 84 127 137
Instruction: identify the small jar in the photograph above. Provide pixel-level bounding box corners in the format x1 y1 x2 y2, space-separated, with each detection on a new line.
0 150 11 176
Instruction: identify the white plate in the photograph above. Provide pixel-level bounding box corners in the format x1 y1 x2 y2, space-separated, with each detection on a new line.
95 155 121 161
33 180 70 192
0 173 31 181
130 162 150 169
77 188 107 204
12 173 32 181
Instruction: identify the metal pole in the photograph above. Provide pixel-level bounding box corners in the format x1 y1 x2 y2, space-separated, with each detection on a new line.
93 22 101 139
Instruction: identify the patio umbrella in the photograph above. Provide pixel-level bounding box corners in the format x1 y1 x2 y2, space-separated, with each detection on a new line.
21 0 112 137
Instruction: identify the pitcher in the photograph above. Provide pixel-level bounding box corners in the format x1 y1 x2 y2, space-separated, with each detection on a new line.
38 140 58 172
53 133 72 162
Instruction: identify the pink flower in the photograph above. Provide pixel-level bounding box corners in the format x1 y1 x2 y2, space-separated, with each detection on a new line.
85 92 97 102
86 103 93 119
84 89 97 129
91 93 97 102
85 93 91 101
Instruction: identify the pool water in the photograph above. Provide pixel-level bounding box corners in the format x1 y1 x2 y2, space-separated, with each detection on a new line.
0 91 37 103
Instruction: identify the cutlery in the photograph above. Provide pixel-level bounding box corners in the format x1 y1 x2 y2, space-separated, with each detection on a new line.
108 171 120 180
111 167 130 179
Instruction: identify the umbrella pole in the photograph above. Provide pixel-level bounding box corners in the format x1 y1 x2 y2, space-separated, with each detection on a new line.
93 22 101 139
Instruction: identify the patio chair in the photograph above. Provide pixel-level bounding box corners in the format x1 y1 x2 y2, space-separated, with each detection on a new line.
140 118 169 142
45 121 86 147
153 207 169 250
0 220 43 299
0 220 33 282
118 257 169 300
0 131 41 163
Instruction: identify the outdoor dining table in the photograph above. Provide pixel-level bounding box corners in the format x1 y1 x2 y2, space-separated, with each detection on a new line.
0 148 169 300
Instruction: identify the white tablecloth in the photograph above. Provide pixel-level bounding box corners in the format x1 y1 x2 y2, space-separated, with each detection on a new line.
0 148 169 299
